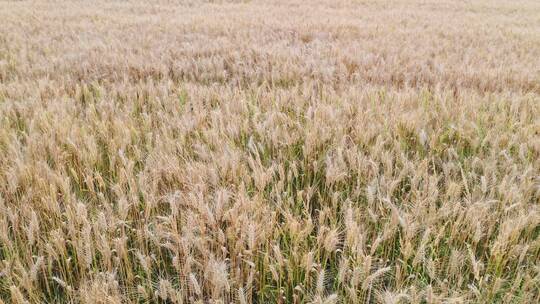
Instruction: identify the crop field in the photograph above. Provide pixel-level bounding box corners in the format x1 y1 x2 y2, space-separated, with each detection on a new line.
0 0 539 303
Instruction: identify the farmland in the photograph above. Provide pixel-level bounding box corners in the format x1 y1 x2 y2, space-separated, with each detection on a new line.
0 0 539 303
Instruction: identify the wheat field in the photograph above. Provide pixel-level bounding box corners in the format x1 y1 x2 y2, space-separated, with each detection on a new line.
0 0 539 303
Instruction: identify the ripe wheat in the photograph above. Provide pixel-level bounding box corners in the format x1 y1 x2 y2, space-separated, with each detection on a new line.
0 0 539 303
